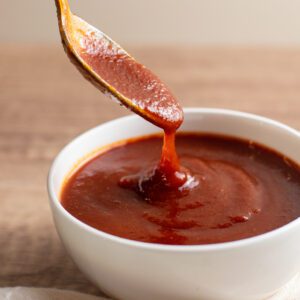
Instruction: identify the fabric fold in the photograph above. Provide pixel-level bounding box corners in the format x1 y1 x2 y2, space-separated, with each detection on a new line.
0 276 299 300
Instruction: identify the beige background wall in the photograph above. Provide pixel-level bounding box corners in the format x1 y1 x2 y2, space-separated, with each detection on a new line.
1 0 300 45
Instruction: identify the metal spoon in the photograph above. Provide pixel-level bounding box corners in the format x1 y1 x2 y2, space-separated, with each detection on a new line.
54 0 183 130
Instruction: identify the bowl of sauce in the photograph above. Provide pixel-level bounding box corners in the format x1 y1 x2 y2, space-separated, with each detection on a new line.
48 108 300 300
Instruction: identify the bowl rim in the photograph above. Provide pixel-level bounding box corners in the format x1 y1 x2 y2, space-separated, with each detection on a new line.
48 107 300 252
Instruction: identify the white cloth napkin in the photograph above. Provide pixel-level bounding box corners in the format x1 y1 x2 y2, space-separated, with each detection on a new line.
0 276 299 300
0 288 106 300
266 275 300 300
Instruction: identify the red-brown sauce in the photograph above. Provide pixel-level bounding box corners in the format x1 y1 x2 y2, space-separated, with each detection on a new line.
61 134 300 245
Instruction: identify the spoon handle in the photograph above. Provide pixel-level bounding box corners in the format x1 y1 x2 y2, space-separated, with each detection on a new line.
55 0 70 16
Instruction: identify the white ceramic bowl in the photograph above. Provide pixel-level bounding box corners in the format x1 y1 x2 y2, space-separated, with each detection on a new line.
48 108 300 300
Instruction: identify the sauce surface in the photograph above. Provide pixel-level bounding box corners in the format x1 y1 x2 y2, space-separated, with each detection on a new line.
61 134 300 245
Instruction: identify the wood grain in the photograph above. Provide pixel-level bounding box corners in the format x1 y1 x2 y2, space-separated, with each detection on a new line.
0 45 300 296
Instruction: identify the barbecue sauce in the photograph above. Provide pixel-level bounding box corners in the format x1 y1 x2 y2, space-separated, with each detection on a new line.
61 134 300 245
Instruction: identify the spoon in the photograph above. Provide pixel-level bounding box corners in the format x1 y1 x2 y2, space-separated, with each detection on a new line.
54 0 183 131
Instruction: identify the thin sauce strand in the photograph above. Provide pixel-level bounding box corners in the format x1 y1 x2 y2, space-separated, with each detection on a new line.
160 130 180 172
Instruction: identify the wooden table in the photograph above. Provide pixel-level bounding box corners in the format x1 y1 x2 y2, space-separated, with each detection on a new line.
0 45 300 296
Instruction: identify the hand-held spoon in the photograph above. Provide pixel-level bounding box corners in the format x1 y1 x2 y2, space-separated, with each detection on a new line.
54 0 183 131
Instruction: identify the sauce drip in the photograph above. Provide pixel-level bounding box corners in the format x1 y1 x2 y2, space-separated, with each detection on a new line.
119 130 198 201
